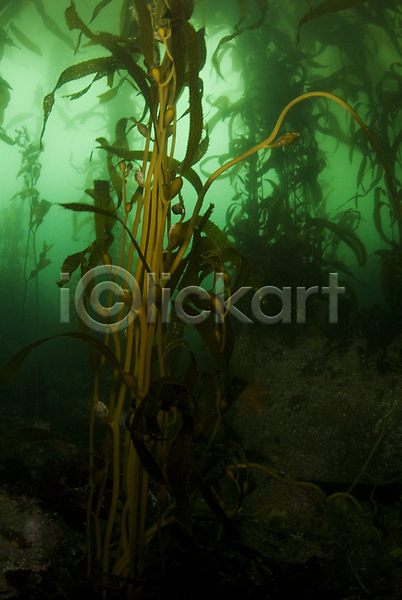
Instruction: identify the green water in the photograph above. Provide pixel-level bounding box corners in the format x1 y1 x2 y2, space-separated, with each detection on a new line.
0 0 401 411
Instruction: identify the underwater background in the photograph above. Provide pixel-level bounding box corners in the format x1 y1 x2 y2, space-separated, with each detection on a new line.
1 1 402 598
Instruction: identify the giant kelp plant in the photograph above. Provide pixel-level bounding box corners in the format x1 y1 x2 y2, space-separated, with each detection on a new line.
222 0 402 326
2 0 402 598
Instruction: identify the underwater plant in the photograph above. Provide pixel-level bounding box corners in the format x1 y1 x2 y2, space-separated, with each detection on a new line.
13 127 53 334
221 1 402 325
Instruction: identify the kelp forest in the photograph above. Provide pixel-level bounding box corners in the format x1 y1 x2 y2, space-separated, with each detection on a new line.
2 0 402 598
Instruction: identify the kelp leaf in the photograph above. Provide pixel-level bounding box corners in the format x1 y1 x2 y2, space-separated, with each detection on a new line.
373 187 392 246
183 305 229 379
212 0 267 78
58 249 88 286
308 217 367 267
356 154 367 189
178 21 203 173
65 0 92 35
64 72 105 101
11 188 39 200
200 219 233 251
9 23 42 55
31 198 52 229
297 0 369 43
0 127 15 145
0 2 21 30
60 202 151 273
87 180 116 253
180 163 203 194
32 0 75 49
165 413 195 528
98 76 126 103
114 117 130 151
212 34 235 80
40 56 119 145
235 0 247 29
52 57 117 91
185 126 209 169
163 338 198 392
170 10 187 102
65 1 152 123
133 0 155 67
89 0 114 23
105 152 123 208
197 27 207 70
130 437 166 485
0 331 125 385
96 139 143 161
0 75 11 125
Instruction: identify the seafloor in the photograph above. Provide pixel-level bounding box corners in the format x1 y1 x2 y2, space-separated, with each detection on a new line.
1 304 402 599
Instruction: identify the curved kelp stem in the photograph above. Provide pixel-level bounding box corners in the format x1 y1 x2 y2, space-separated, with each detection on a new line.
170 91 401 275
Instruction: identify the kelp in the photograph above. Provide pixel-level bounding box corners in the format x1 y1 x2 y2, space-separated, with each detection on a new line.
9 23 42 55
59 200 151 274
133 0 155 69
39 56 120 146
98 76 127 103
177 20 203 173
89 0 114 24
89 181 116 254
0 127 14 145
65 1 153 118
297 0 369 43
373 187 393 247
95 137 204 194
169 4 204 173
31 0 75 50
212 0 268 79
3 0 399 592
39 1 154 146
0 331 128 385
0 0 23 29
27 239 52 280
30 199 52 230
221 8 402 327
8 129 53 325
58 248 89 285
0 75 10 125
307 217 367 267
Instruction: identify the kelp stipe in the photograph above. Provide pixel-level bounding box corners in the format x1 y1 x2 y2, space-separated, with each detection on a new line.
37 0 250 583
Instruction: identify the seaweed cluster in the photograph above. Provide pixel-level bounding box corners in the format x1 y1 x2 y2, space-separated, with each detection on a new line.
219 0 402 325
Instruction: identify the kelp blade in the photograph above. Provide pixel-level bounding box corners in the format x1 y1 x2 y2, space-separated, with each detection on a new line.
0 332 125 385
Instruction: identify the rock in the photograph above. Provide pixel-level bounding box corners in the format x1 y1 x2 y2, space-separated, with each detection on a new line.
0 490 65 598
227 324 402 484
